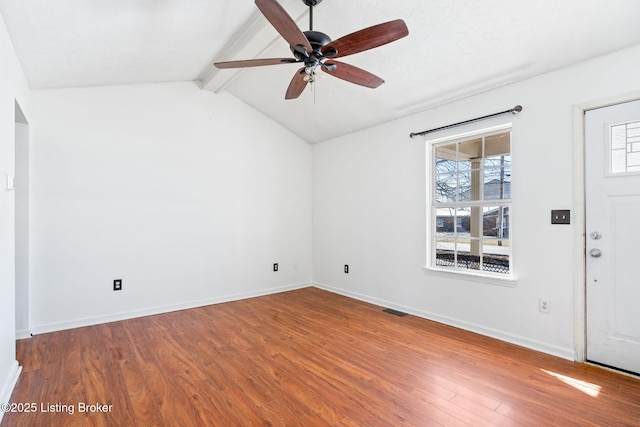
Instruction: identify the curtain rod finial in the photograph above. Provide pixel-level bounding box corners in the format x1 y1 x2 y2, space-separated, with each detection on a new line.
511 105 523 114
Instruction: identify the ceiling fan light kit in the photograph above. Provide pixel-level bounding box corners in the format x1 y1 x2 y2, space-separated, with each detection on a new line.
214 0 409 99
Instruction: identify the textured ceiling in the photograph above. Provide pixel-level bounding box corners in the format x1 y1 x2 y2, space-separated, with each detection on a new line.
2 0 640 143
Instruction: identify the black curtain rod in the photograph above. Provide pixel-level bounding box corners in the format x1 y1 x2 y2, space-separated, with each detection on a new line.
409 105 523 138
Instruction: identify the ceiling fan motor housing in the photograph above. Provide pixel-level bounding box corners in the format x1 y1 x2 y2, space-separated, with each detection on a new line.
301 0 323 6
303 31 331 51
291 30 334 62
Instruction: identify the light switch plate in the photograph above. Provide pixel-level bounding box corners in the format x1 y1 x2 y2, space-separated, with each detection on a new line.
5 174 14 191
551 210 570 224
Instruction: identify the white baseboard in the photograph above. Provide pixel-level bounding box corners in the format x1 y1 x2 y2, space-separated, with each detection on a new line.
30 282 311 335
0 361 22 424
313 282 575 361
25 281 574 359
16 329 32 340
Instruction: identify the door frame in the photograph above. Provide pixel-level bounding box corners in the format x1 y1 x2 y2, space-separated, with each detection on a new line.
572 90 640 362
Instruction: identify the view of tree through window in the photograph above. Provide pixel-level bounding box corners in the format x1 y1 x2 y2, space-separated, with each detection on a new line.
432 129 511 275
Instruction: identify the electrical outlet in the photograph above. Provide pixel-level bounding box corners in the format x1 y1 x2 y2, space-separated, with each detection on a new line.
273 263 278 272
539 298 550 313
344 265 349 274
113 279 122 291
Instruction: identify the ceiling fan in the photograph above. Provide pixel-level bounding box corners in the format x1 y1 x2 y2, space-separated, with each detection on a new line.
214 0 409 99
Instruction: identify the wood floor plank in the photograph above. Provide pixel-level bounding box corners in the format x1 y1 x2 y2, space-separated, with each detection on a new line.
4 287 640 426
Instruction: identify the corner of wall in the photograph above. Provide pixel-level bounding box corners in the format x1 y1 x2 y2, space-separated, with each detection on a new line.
0 361 22 423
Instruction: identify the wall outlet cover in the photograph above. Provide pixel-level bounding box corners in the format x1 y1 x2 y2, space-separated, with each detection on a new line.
539 298 550 313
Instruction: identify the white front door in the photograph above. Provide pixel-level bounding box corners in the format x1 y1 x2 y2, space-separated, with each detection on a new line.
585 99 640 374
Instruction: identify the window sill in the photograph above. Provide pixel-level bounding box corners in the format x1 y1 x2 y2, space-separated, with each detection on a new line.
422 266 518 287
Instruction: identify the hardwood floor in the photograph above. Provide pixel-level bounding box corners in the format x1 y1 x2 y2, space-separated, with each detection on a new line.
4 287 640 426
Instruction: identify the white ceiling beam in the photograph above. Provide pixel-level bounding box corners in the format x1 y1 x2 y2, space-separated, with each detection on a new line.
199 0 307 93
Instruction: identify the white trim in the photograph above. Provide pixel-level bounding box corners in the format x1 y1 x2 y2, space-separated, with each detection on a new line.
573 90 640 363
15 329 32 340
29 282 311 335
422 266 517 287
0 361 22 424
572 105 587 363
423 123 513 145
580 91 640 113
313 282 574 361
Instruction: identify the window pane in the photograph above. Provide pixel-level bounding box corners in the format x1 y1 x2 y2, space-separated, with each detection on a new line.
436 238 455 251
611 124 625 149
435 208 456 236
484 155 511 168
611 149 626 174
483 239 510 274
483 238 510 253
435 239 455 269
435 173 457 202
482 206 509 239
455 208 471 233
627 152 640 168
609 121 640 174
484 132 510 158
458 159 471 171
484 167 510 200
456 248 481 271
457 171 472 201
459 138 482 159
435 144 457 163
436 159 457 175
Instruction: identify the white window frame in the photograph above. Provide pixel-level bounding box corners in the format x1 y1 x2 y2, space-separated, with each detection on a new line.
425 123 514 281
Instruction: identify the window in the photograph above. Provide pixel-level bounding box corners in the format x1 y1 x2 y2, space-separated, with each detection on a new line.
430 128 511 276
610 120 640 174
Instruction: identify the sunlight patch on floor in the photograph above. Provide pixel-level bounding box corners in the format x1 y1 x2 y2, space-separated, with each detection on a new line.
541 369 601 397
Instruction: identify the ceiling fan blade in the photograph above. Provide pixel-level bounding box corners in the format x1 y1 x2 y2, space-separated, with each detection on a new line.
321 19 409 58
324 60 384 88
285 68 308 99
214 58 298 69
255 0 312 55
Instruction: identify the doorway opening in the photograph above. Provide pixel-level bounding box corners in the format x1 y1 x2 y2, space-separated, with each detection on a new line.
15 101 30 339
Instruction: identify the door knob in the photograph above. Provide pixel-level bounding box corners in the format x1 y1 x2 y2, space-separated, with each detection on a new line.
589 248 602 258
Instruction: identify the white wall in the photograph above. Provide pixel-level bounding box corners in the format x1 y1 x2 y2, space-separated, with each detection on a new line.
0 10 31 417
29 82 312 333
313 44 640 359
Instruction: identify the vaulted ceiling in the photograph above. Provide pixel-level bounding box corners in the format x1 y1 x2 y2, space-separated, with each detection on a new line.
2 0 640 143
